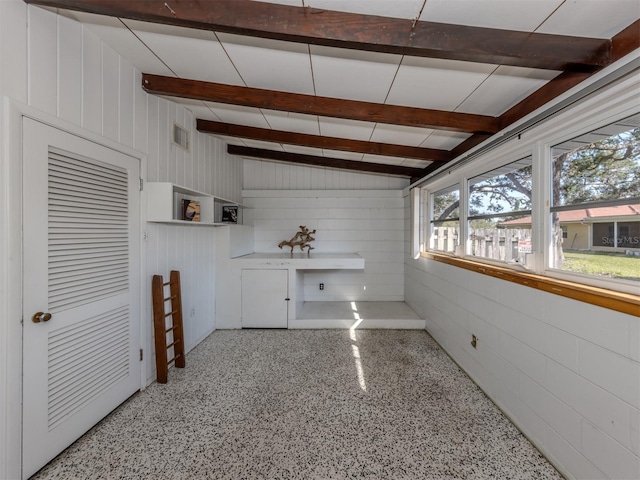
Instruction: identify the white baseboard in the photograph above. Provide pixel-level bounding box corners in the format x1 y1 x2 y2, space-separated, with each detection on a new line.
288 318 426 329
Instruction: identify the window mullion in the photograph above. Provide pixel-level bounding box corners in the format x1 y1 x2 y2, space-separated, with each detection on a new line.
419 188 427 253
533 141 548 274
460 178 468 257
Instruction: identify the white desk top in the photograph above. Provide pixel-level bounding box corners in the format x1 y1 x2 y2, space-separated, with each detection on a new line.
233 252 364 269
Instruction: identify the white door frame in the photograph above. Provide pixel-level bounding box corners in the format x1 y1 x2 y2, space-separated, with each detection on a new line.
1 99 148 480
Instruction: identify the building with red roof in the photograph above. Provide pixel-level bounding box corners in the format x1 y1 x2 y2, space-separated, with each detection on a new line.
500 204 640 251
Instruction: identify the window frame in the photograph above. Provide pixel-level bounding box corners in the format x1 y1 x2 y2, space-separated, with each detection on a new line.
465 155 535 267
429 183 462 255
542 112 640 294
419 107 640 298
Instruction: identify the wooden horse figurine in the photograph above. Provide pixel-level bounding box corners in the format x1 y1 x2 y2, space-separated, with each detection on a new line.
278 225 316 253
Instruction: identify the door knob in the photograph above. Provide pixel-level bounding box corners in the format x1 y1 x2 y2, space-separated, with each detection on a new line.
32 312 52 323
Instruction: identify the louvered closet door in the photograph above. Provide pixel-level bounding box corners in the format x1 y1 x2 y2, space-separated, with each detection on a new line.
22 118 141 479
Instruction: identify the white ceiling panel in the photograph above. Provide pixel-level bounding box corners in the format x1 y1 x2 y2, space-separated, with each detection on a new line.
418 0 562 31
361 154 406 166
321 149 365 161
369 123 433 146
307 0 425 20
262 111 320 135
318 117 376 141
457 66 560 116
214 136 248 147
311 45 401 102
240 139 286 151
186 105 221 122
204 102 270 129
162 96 204 107
536 0 640 38
402 159 432 168
121 19 217 40
420 131 470 150
125 29 243 85
387 57 495 110
282 144 324 156
217 33 315 95
64 12 174 76
62 0 637 179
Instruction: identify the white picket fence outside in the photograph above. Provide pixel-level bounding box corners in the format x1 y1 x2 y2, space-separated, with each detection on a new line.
432 226 533 263
432 226 459 253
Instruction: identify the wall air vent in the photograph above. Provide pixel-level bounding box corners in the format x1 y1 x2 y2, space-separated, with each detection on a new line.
172 124 190 151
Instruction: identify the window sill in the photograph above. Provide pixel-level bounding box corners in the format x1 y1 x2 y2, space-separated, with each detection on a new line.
420 251 640 317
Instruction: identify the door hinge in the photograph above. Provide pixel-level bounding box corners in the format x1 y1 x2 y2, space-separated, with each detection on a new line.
140 348 143 361
139 178 144 191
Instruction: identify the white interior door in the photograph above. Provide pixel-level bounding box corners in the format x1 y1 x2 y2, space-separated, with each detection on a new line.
22 118 141 479
241 269 288 328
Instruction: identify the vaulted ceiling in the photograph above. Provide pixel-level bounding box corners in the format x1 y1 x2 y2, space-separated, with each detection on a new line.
26 0 640 182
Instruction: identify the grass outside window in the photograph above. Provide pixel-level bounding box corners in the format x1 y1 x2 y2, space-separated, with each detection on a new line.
562 250 640 281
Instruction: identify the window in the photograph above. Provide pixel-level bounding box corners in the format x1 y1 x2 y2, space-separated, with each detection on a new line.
550 113 640 282
592 221 640 248
616 222 640 248
467 157 533 266
592 223 614 247
421 112 639 293
430 185 460 253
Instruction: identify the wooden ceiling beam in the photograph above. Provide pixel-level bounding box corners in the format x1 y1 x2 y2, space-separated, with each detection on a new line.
450 134 493 159
611 19 640 63
227 145 427 178
446 20 640 163
499 19 640 131
25 0 611 71
498 71 592 129
143 74 498 134
198 120 451 162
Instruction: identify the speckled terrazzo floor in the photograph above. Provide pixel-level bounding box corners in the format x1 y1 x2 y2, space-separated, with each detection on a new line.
32 330 563 480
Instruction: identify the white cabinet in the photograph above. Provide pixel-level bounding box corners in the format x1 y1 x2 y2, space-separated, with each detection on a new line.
146 182 246 226
241 269 288 328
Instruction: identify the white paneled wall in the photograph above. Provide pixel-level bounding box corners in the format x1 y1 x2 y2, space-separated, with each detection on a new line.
402 61 640 480
1 1 243 397
243 158 409 190
405 258 639 479
245 190 405 302
404 209 639 476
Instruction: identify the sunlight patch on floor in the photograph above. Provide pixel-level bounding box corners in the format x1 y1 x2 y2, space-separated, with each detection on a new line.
349 302 366 391
351 344 367 392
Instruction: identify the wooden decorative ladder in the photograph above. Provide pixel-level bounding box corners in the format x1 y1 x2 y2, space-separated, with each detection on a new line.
151 270 186 383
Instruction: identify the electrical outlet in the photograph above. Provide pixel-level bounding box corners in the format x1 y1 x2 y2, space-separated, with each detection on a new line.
471 334 478 349
191 308 195 317
319 283 324 290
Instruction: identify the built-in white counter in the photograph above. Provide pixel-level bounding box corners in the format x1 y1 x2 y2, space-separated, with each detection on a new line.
215 226 366 329
233 253 365 328
233 252 365 269
215 226 423 329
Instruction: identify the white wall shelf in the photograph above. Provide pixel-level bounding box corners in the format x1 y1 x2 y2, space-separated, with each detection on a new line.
146 182 247 226
213 195 247 225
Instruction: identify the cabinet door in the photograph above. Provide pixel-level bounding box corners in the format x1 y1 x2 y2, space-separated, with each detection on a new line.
241 269 288 328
